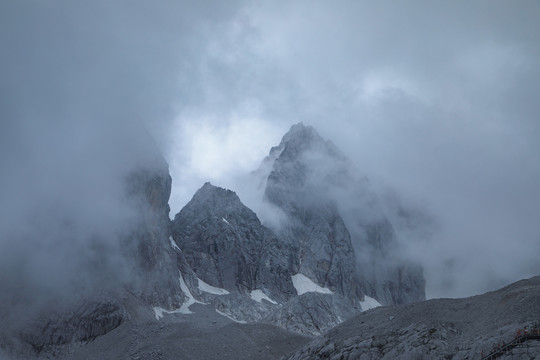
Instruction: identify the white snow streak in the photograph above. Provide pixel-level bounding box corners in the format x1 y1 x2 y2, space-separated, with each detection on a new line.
222 217 230 224
291 273 333 296
215 309 247 324
169 236 181 251
198 278 230 295
153 307 167 320
154 272 204 320
250 289 278 304
360 295 381 311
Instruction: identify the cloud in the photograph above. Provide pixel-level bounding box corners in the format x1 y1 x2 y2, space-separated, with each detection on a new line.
164 1 540 298
167 109 288 215
0 0 245 319
0 0 539 307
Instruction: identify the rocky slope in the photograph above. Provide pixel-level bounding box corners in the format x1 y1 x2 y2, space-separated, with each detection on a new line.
287 275 540 360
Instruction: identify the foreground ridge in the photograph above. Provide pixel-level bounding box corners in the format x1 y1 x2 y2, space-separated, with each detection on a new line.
481 323 540 360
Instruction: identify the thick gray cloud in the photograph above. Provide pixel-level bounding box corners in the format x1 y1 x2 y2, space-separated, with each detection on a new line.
0 0 243 314
166 0 540 299
1 0 539 302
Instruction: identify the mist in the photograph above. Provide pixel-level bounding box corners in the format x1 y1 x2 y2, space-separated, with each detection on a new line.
1 0 539 310
0 0 242 319
165 1 540 299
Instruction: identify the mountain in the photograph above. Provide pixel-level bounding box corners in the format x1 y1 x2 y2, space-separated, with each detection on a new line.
171 182 294 322
163 123 424 336
0 123 426 358
2 122 539 360
261 123 425 305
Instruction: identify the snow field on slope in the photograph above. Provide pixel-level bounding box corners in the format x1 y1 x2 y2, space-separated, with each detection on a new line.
169 236 181 251
360 295 381 311
291 273 333 296
215 309 247 324
154 272 205 319
198 278 230 295
250 289 278 304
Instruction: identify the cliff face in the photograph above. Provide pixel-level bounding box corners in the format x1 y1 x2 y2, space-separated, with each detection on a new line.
164 123 424 336
124 158 186 309
0 123 428 359
172 182 295 302
263 123 425 306
263 124 361 305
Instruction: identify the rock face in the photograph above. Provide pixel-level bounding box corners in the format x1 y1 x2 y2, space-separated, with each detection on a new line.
19 300 129 358
172 183 295 301
1 123 429 359
264 293 357 337
167 123 425 334
287 276 540 360
124 159 186 310
263 124 362 304
0 134 188 359
262 123 425 306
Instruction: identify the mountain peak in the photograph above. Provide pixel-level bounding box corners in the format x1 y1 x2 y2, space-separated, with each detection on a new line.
193 182 239 202
172 182 247 224
273 123 346 164
279 122 322 148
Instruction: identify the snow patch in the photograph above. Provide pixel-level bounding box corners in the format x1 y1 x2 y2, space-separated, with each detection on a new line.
291 273 333 296
360 295 382 311
169 236 180 251
178 272 205 314
215 309 247 324
154 272 205 320
198 278 230 295
250 289 278 304
222 217 230 224
153 307 166 320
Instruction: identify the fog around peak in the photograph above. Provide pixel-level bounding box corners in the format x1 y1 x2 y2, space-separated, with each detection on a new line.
1 1 539 301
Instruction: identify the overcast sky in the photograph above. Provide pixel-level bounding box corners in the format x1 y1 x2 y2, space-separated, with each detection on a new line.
1 0 539 300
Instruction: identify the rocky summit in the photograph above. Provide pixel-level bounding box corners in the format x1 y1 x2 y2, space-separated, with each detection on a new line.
262 123 425 306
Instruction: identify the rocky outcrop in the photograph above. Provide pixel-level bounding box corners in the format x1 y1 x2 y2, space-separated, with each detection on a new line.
19 300 129 357
262 123 425 306
263 124 362 304
264 293 357 337
171 183 298 322
124 160 186 310
172 183 295 301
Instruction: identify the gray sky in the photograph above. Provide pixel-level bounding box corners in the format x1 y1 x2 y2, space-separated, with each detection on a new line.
1 0 539 300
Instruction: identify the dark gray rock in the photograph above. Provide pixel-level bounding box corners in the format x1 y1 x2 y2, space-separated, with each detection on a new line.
123 162 186 310
264 293 357 337
263 125 362 304
263 123 425 306
63 303 311 360
171 183 296 320
19 299 129 358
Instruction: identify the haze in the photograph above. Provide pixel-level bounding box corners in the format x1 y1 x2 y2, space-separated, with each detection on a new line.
1 0 539 301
